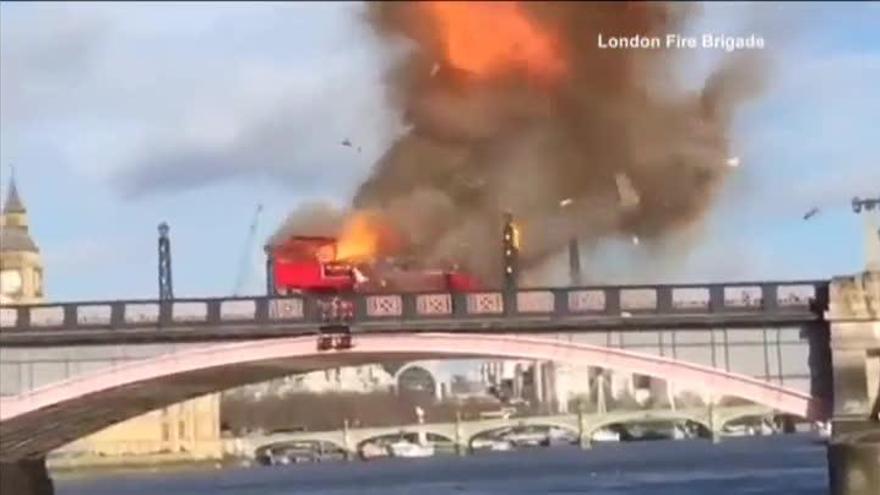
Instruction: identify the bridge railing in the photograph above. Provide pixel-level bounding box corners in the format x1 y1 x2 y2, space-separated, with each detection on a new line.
0 280 828 331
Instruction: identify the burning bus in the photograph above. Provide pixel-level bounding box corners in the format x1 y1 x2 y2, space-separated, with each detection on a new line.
265 235 482 296
265 210 516 351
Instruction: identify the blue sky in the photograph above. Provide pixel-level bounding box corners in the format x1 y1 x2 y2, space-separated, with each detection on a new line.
1 2 878 302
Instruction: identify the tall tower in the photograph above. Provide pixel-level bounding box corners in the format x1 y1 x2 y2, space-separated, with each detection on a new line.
853 197 880 271
502 212 519 291
0 175 44 305
158 222 174 300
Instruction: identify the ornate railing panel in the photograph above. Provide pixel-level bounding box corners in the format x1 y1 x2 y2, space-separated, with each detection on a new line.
568 290 606 313
777 284 816 308
416 294 452 316
172 302 207 322
467 293 504 315
29 307 64 327
672 288 711 310
221 300 256 321
125 303 160 323
269 298 304 319
366 295 403 317
724 286 763 309
77 305 112 325
620 289 657 311
516 291 555 313
0 308 17 327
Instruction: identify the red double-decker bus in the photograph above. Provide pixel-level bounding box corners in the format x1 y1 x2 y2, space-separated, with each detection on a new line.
266 235 480 295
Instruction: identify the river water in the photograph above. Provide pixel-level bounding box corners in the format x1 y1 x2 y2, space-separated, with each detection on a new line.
57 435 828 495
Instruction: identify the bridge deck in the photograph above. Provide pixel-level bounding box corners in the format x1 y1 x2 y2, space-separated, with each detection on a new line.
0 281 828 347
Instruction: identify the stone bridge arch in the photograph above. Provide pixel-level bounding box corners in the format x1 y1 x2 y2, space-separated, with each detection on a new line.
465 418 579 446
355 430 455 452
0 333 814 461
584 410 711 439
715 406 779 431
253 438 348 459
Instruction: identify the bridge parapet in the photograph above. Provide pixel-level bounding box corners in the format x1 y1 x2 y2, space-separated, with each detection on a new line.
0 280 828 335
829 271 880 321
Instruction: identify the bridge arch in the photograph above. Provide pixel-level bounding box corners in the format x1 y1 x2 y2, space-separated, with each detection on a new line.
585 410 711 439
356 430 454 453
254 439 348 460
467 419 578 446
716 409 777 432
0 333 813 460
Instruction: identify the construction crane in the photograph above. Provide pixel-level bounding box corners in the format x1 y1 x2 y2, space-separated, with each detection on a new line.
232 204 263 296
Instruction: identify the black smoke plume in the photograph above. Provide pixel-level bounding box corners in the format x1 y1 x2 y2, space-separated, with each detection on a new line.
284 2 768 286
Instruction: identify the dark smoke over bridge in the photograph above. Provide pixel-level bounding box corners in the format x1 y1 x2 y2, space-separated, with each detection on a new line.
277 2 768 285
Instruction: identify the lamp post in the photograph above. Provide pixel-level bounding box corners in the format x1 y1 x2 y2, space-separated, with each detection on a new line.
502 212 519 292
559 199 582 286
158 222 174 301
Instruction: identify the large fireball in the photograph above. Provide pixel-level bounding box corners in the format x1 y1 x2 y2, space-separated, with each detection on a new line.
423 1 566 83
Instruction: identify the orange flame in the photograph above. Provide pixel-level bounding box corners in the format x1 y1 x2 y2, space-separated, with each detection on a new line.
336 211 385 262
423 1 566 82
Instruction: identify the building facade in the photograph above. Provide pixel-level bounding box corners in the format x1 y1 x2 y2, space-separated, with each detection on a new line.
227 364 396 399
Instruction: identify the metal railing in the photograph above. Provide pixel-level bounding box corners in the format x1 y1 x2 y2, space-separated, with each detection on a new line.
0 280 829 332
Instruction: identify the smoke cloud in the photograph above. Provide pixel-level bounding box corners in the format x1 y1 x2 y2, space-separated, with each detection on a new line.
267 201 345 247
274 2 769 286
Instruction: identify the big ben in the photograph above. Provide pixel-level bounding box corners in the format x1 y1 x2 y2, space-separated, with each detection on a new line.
0 175 44 305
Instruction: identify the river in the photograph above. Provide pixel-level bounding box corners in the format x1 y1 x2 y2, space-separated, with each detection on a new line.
57 434 828 495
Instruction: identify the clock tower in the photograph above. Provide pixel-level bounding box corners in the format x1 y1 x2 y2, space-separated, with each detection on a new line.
0 175 44 305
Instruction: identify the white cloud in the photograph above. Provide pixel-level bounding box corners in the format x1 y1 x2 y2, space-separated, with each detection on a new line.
1 2 402 200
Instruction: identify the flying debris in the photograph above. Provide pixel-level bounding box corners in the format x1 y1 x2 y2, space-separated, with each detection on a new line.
341 139 353 147
430 63 440 78
632 235 640 245
614 172 640 209
803 207 820 221
726 157 741 168
559 198 573 208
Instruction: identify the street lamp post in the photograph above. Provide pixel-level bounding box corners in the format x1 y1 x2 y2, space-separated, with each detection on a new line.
559 199 582 286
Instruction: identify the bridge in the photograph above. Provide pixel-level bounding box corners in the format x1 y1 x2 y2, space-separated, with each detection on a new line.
237 405 774 458
1 272 878 495
0 279 828 346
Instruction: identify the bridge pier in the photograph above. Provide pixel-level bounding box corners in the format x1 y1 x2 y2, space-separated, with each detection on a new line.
454 412 468 456
578 435 592 450
577 408 591 450
826 271 880 495
0 458 54 495
707 400 722 444
342 419 354 461
828 431 880 495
